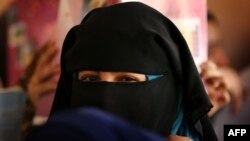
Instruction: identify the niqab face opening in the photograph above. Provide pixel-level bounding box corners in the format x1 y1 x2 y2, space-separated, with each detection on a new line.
51 2 213 137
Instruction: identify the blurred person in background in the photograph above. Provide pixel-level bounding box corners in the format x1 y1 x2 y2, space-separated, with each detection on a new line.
0 40 60 140
206 12 246 141
200 61 231 117
17 41 60 139
207 12 229 67
207 12 244 115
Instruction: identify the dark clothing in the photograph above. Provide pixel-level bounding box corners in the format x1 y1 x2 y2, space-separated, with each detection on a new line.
27 108 165 141
51 2 217 140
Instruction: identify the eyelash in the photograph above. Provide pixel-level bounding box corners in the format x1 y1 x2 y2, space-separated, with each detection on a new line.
78 75 139 82
79 75 100 82
116 75 139 82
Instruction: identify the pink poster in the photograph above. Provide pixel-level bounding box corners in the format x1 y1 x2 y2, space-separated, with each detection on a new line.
7 0 83 118
122 0 208 66
7 0 60 86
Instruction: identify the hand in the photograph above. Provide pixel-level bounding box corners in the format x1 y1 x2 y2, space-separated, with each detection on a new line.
27 41 60 108
219 67 243 114
200 61 231 117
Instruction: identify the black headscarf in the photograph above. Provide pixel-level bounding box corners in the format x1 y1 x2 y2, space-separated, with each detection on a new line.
51 2 217 140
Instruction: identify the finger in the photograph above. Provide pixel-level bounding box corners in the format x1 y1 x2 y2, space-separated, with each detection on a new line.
39 65 60 82
201 62 221 79
36 41 56 59
205 77 227 90
201 69 222 81
200 61 218 77
36 43 59 71
38 81 58 95
30 64 59 86
200 60 217 71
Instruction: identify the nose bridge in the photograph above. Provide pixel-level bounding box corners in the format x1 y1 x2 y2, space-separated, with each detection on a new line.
100 72 116 82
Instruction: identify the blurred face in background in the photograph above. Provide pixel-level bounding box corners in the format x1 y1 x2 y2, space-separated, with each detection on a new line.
208 21 230 67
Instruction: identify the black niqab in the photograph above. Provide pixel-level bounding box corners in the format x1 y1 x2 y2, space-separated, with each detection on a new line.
51 2 217 140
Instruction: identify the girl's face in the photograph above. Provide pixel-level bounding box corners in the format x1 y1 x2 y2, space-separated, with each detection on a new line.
78 71 146 82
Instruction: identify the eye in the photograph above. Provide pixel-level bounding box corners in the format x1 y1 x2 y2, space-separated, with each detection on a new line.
116 75 140 82
79 75 100 82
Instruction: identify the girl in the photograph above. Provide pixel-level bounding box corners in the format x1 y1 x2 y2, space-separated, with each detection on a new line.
51 2 217 140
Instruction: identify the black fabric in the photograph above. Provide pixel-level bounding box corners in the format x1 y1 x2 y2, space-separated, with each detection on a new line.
200 115 218 141
51 2 216 140
27 108 164 141
71 75 178 135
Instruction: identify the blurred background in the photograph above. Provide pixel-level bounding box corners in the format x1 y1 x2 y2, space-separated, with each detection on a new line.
0 0 249 141
0 0 208 116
